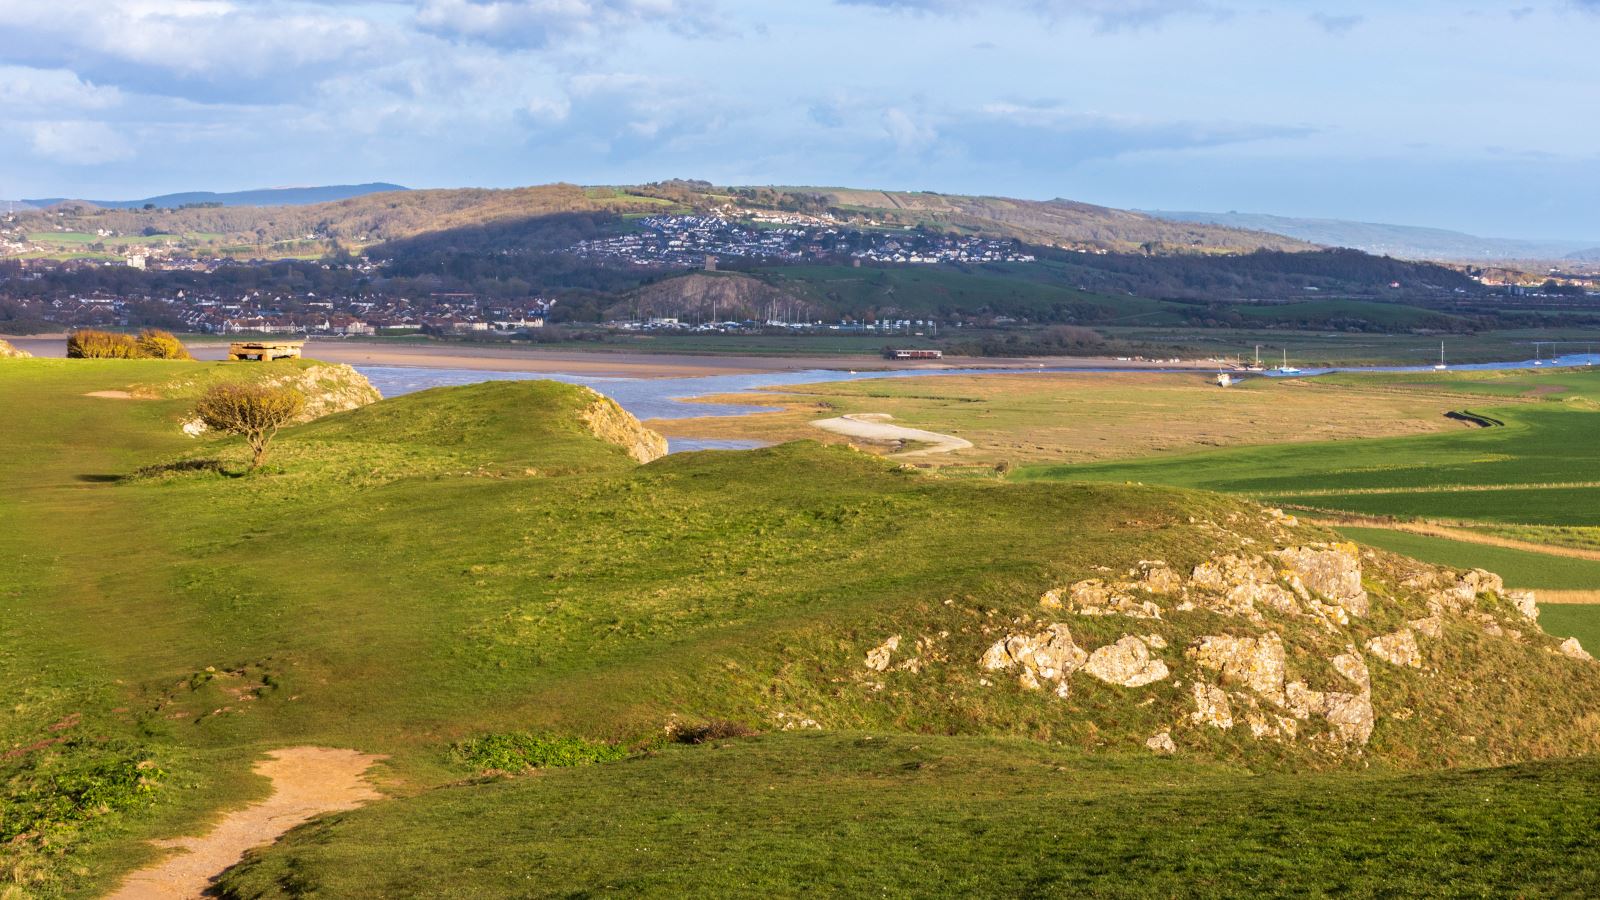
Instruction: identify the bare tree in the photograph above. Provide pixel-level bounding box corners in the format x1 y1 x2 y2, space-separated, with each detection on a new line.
194 383 305 469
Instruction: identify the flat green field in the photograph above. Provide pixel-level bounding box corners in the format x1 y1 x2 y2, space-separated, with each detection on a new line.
1020 368 1600 528
1335 527 1600 590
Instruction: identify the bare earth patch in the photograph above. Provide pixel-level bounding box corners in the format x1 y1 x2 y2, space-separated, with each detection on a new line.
107 747 383 900
811 413 973 457
84 390 147 400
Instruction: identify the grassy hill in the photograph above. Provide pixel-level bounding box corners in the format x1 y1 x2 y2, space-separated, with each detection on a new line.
7 182 1309 259
3 358 1598 896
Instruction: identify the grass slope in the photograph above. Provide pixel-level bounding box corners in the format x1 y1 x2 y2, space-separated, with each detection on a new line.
218 733 1600 899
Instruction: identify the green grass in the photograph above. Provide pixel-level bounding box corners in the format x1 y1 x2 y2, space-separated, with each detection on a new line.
1335 527 1600 589
217 732 1600 899
1540 606 1600 654
1018 368 1600 527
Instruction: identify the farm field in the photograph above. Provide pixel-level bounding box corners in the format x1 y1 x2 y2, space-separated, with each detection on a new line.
652 372 1463 466
4 356 1598 897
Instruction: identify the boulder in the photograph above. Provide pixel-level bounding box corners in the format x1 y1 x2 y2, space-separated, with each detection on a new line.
1506 590 1539 622
1190 682 1234 730
1365 629 1422 669
980 624 1088 696
864 635 900 672
1272 544 1368 617
1559 637 1594 662
1083 636 1170 687
1187 633 1287 701
1146 731 1177 754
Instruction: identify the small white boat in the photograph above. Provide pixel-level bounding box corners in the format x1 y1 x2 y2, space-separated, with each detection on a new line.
1276 349 1300 375
1434 341 1447 371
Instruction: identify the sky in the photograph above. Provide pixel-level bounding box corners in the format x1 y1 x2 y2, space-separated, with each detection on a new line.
1 0 1598 240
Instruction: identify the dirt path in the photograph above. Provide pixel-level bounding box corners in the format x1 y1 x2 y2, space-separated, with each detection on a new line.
810 413 973 458
107 747 383 900
1315 515 1600 563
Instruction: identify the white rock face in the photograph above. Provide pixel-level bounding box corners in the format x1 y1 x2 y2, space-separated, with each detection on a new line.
1506 590 1539 622
1045 580 1163 619
1559 637 1595 662
1187 633 1287 701
1083 636 1170 688
980 624 1088 696
865 635 900 672
1365 629 1422 669
1146 731 1177 754
1272 544 1368 617
181 418 208 437
1190 682 1234 730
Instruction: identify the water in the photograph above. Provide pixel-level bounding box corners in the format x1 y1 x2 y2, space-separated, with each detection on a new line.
354 355 1600 454
1262 353 1600 378
355 363 1160 422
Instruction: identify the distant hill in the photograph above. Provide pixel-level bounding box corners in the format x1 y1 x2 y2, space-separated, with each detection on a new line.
24 183 407 210
7 182 1313 256
1145 210 1596 262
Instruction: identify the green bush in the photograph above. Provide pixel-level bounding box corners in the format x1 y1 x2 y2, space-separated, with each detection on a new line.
0 739 163 844
451 733 629 772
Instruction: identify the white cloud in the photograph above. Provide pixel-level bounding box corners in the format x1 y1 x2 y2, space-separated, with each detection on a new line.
414 0 717 46
0 66 122 112
28 120 136 165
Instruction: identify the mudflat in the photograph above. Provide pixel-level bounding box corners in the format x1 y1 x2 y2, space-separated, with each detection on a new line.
2 333 1216 379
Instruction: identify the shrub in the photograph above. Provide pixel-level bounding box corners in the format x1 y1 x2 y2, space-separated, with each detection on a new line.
673 720 758 745
134 328 192 360
193 383 305 469
65 330 139 359
451 732 629 772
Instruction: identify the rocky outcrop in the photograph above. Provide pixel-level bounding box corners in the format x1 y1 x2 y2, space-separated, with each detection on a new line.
1559 637 1594 662
1043 580 1163 619
1146 732 1177 754
865 635 900 672
578 390 668 463
1506 590 1539 622
980 624 1088 696
177 364 381 435
1189 683 1234 730
1187 634 1287 700
1365 629 1422 668
0 338 32 359
1083 636 1170 687
1273 544 1368 617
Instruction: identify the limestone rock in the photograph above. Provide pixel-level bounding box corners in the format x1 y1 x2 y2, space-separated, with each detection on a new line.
1506 590 1539 622
865 635 900 672
1190 682 1234 730
1272 544 1368 617
1187 633 1286 701
1138 561 1183 594
1083 636 1170 687
1409 615 1444 639
1049 579 1162 619
1146 731 1177 754
1365 629 1422 668
1283 651 1373 745
1559 637 1595 662
579 390 668 463
980 624 1088 696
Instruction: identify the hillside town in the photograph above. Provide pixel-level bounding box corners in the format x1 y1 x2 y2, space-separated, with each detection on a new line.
568 214 1037 267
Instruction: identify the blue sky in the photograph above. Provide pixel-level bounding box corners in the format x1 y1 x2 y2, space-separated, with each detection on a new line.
1 0 1597 239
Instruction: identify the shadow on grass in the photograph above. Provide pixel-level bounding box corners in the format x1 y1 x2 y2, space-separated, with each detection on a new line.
128 458 246 480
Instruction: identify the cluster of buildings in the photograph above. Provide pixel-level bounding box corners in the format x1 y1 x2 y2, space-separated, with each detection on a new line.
2 284 552 336
567 215 1036 268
